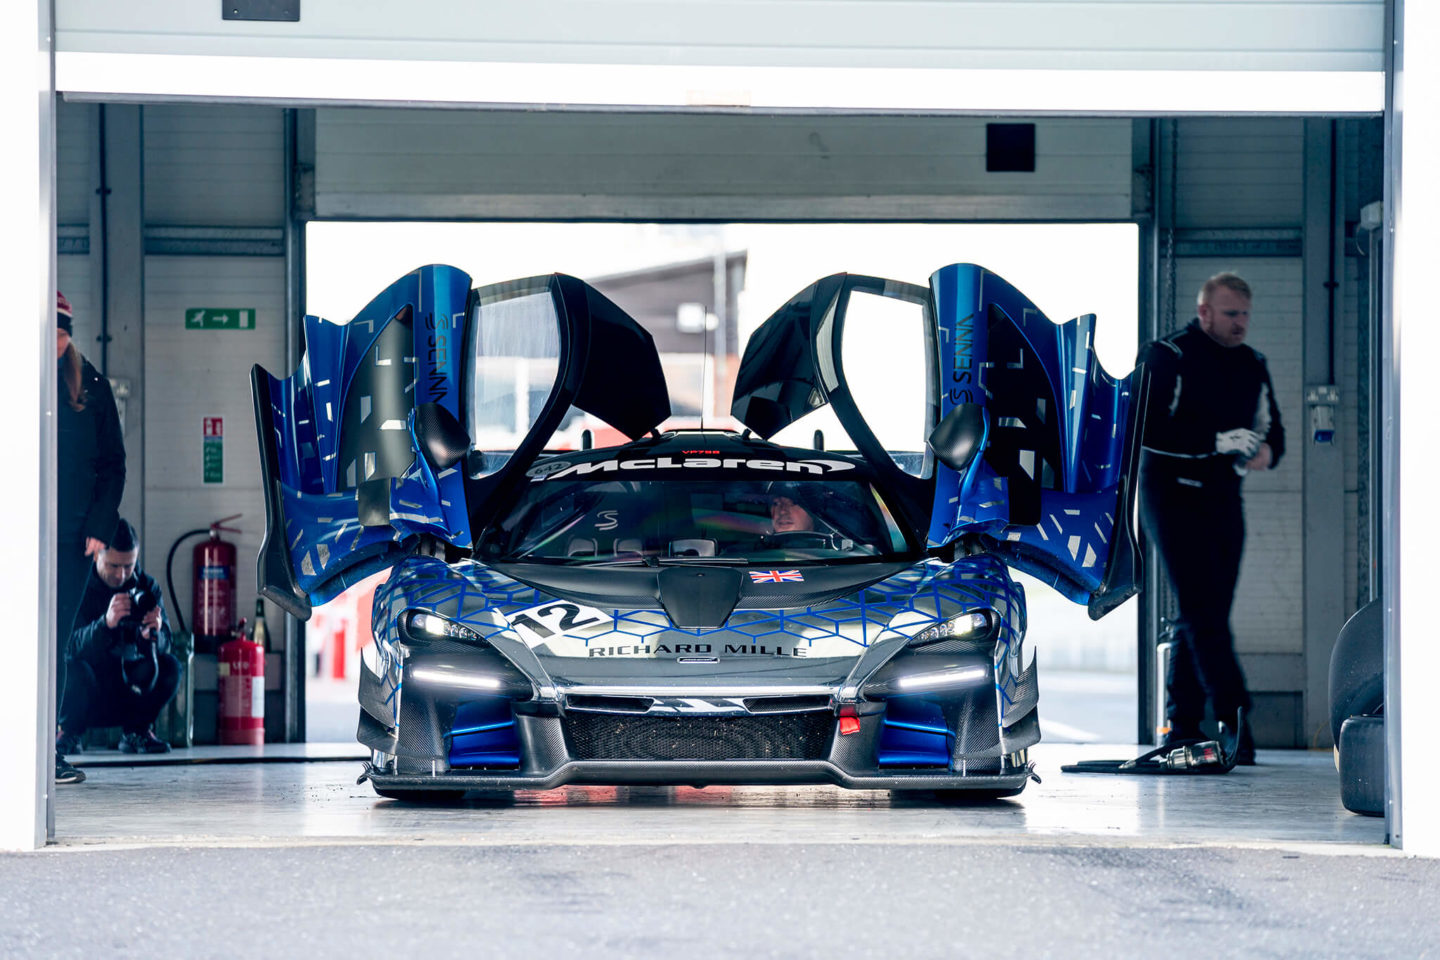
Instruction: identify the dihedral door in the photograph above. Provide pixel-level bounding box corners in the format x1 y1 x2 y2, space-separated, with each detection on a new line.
732 264 1144 619
253 268 671 618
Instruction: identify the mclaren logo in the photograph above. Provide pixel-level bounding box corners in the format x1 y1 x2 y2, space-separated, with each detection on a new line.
644 696 751 716
531 456 857 480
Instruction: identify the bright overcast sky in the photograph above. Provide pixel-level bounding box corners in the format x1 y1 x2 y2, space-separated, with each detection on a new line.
307 221 1140 376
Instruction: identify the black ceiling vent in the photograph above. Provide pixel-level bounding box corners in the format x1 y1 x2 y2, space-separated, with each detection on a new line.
986 123 1036 173
223 0 299 22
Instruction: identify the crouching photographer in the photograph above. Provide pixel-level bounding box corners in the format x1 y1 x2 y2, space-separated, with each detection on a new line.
57 519 179 755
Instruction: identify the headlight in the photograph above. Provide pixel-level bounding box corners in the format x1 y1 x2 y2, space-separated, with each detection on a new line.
907 609 995 648
404 611 484 644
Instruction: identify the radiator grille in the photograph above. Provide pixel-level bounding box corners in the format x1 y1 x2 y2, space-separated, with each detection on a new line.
563 712 833 761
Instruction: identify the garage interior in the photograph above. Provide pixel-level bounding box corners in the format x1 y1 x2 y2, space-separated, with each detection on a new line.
46 102 1386 816
50 103 1384 751
8 0 1440 954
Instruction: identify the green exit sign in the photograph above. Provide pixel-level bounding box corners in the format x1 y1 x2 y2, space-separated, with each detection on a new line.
186 308 255 331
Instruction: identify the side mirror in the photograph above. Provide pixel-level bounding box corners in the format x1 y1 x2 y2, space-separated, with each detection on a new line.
414 402 472 472
927 403 987 474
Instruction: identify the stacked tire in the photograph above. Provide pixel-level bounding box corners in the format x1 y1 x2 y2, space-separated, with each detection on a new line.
1329 600 1384 817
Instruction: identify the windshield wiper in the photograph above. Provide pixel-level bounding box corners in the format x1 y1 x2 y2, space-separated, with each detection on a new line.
574 557 660 567
570 557 751 566
656 557 751 565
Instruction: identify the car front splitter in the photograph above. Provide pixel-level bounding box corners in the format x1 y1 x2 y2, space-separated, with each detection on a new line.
359 759 1036 792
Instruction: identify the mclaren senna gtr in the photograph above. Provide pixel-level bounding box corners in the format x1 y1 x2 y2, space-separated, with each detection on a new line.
252 264 1145 801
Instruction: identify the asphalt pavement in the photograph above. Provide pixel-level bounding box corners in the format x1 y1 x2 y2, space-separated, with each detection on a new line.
2 842 1434 959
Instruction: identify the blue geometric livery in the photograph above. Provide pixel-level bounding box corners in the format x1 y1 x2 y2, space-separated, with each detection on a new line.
251 262 1141 801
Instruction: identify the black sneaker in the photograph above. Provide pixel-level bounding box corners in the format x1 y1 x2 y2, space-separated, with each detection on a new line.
55 756 86 784
1234 720 1257 766
55 731 82 755
118 729 171 754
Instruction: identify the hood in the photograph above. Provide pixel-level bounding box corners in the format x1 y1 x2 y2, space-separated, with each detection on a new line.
373 552 1022 693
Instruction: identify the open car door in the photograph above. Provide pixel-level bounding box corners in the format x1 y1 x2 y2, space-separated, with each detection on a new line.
253 266 670 618
731 263 1145 619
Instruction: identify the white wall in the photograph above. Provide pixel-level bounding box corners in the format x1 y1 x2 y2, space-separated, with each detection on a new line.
133 105 287 635
142 256 286 627
1175 119 1306 228
143 105 284 228
2 0 53 853
56 0 1382 73
317 111 1134 222
55 99 91 228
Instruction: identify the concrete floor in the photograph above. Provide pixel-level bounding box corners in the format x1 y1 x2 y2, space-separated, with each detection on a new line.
12 745 1432 959
56 743 1380 847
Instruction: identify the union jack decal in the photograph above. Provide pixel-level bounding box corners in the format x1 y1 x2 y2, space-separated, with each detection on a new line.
749 569 804 584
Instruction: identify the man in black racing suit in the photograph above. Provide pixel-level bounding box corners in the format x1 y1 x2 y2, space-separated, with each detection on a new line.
1137 272 1285 765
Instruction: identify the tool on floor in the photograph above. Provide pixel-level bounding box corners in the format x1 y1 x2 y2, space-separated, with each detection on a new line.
1061 709 1245 776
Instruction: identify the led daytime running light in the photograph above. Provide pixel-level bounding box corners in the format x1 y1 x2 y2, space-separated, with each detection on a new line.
410 667 503 691
895 665 990 691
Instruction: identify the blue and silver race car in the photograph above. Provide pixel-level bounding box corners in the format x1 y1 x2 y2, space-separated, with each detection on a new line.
252 264 1144 801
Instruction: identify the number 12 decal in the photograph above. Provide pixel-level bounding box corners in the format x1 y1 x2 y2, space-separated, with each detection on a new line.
505 600 607 647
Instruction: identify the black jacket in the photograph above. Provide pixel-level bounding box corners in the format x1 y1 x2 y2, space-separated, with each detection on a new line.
69 563 172 669
57 355 126 544
1137 319 1286 491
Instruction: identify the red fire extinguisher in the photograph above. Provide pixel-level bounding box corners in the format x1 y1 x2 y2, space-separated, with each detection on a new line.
192 515 241 654
219 618 265 745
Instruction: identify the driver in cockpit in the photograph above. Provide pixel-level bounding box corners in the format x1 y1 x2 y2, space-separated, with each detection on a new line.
769 492 816 533
763 483 873 555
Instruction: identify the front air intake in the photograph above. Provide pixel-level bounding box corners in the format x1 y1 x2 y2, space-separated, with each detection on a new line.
563 713 833 761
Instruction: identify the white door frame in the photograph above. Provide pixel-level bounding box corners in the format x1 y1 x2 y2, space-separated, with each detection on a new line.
9 7 1433 854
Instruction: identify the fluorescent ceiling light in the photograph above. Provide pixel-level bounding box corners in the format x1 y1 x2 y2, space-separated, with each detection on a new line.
56 53 1383 115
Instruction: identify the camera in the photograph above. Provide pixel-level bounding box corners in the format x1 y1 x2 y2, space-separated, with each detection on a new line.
123 586 159 625
117 586 161 694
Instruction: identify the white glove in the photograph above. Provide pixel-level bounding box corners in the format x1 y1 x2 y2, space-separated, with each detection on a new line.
1216 428 1262 459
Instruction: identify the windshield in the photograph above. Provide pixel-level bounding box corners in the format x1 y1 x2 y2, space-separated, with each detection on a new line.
479 478 912 564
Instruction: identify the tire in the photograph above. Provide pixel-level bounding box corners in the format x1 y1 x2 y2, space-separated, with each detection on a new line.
1338 715 1385 817
373 787 467 803
1329 600 1384 744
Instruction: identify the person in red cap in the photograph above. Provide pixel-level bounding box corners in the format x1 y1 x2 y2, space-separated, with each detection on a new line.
53 291 127 784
